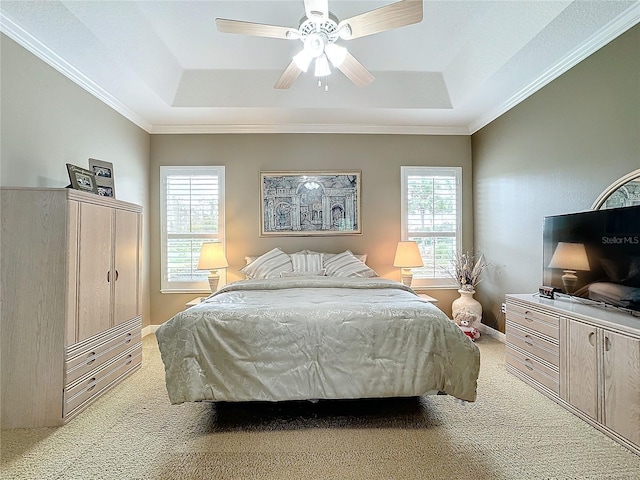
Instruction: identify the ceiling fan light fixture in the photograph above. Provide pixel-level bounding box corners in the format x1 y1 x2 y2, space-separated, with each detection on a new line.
293 49 313 72
314 54 331 77
304 33 326 58
337 22 352 40
325 43 347 67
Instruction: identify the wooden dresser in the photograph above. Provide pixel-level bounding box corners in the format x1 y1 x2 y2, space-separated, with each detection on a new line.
1 188 143 428
506 294 640 455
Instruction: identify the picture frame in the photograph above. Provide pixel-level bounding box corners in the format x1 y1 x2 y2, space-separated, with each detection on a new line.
260 170 362 236
66 163 99 194
89 158 115 198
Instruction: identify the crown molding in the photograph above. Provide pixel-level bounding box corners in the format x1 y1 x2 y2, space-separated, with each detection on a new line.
0 12 152 133
469 3 640 134
148 123 470 135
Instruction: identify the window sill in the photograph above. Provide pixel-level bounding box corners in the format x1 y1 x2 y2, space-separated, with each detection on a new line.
160 289 212 294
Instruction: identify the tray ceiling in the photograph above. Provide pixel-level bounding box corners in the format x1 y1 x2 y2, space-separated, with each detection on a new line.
1 1 639 134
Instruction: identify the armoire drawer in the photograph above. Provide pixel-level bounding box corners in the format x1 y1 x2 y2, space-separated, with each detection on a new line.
506 345 559 395
65 318 141 385
506 321 559 367
63 344 141 417
506 303 559 340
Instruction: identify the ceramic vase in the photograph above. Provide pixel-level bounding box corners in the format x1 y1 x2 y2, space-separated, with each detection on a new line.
451 289 482 328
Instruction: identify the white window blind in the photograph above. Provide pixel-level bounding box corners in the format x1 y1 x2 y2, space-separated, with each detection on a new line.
401 166 461 287
160 166 225 292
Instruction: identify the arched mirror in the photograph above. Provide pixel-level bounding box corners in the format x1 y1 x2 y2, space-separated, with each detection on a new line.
591 168 640 210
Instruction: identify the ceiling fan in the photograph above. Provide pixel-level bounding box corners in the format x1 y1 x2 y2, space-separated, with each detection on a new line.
215 0 423 90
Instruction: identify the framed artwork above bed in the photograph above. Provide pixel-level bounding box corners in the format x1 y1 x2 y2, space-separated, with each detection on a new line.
260 171 362 236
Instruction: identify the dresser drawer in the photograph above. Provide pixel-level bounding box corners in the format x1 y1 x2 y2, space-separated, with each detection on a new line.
63 344 141 417
506 345 559 395
65 320 141 385
506 321 559 367
506 302 559 340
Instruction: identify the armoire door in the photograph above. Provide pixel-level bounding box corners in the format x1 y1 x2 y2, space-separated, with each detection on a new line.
113 209 140 326
77 202 113 341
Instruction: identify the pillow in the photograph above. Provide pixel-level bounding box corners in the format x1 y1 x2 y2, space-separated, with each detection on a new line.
280 270 326 278
240 248 293 279
291 253 323 272
300 250 368 264
323 250 378 278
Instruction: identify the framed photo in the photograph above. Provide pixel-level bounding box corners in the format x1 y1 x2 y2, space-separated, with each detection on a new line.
89 158 115 197
66 163 98 194
260 171 362 236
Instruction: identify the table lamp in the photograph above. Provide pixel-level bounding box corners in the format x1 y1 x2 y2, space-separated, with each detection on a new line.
548 242 590 294
197 242 229 292
393 241 424 287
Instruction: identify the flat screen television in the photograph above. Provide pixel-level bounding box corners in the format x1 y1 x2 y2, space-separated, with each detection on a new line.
542 205 640 314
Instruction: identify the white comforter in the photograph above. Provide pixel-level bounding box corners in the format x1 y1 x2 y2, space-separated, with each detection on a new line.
156 277 480 404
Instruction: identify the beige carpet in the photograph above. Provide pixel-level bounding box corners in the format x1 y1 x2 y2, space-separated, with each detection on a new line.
2 334 640 480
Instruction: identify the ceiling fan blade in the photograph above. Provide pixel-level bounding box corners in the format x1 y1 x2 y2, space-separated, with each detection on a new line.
337 52 375 87
304 0 329 20
339 0 423 40
274 61 303 89
216 18 297 40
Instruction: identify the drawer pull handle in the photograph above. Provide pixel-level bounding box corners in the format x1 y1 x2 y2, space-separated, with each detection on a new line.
588 332 596 347
125 354 133 366
86 378 97 392
124 333 132 344
524 358 534 371
523 334 534 346
85 352 96 365
604 336 611 351
524 316 535 323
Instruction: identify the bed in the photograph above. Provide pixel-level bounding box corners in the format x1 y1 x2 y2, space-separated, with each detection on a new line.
156 249 480 405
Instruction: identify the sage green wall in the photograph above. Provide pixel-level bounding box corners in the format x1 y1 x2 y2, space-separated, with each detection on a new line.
0 34 152 327
149 134 472 324
472 25 640 332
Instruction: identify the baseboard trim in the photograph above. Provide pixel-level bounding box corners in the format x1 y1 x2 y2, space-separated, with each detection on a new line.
478 323 505 343
142 325 160 337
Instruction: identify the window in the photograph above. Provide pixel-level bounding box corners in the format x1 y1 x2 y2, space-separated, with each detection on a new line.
401 166 461 288
160 166 225 292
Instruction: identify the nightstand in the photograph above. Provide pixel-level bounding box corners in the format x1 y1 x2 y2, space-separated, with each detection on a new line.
185 297 207 309
417 293 438 305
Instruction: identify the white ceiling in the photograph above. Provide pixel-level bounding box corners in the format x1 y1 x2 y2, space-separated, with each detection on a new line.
1 1 639 135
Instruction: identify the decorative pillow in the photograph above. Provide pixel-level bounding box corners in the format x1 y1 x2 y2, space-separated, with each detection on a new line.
323 250 378 278
281 270 326 277
240 248 293 279
291 253 324 272
301 250 368 264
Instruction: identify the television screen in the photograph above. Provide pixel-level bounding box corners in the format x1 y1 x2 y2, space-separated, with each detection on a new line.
542 205 640 313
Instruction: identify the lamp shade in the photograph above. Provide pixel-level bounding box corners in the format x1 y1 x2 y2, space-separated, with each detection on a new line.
197 242 229 270
393 241 424 268
314 54 331 77
293 48 313 72
548 242 590 271
325 43 347 67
